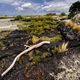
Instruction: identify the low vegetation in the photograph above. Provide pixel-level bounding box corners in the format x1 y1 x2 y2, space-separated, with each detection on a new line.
12 15 63 63
17 16 60 36
40 35 61 42
0 31 11 38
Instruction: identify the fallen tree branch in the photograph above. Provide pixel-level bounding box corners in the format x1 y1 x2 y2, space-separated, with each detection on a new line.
1 41 50 77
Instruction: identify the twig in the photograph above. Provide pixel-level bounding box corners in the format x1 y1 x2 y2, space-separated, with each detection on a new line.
24 45 30 49
1 41 50 77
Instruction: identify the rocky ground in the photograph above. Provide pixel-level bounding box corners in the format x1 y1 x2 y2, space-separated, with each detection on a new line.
0 22 80 80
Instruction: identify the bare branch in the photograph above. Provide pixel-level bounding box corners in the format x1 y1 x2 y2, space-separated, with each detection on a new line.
1 41 50 77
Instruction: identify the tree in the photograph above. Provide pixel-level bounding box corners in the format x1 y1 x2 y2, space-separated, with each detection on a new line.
69 1 80 18
15 15 23 20
60 12 66 16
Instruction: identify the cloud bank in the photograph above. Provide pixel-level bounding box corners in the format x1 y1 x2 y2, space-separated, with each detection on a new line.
0 0 79 15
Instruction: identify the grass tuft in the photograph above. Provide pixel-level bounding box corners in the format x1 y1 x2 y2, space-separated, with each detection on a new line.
55 42 68 53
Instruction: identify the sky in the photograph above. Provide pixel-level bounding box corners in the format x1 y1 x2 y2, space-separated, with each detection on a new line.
0 0 79 15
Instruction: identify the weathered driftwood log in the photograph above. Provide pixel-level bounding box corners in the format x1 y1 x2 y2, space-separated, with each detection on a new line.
1 41 50 77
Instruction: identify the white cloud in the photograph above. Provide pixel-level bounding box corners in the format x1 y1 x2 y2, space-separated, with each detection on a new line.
12 1 24 6
16 7 24 11
21 3 32 8
16 2 41 12
16 2 32 11
41 2 68 13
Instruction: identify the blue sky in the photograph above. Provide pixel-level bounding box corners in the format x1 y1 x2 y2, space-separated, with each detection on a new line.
0 0 79 15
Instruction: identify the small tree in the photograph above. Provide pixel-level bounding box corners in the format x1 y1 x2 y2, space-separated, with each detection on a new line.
15 15 23 20
60 12 66 16
69 1 80 18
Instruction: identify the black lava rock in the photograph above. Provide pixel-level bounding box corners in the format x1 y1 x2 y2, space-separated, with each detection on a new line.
57 22 80 47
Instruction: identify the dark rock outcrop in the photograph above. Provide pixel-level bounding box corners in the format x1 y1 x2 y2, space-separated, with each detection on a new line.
0 30 32 60
57 22 80 47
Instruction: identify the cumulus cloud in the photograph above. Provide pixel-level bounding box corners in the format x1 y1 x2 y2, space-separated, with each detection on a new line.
16 2 32 11
16 2 41 12
21 3 32 8
12 1 24 6
16 7 24 11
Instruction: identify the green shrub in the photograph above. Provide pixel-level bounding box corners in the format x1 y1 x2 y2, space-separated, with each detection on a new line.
14 15 23 20
40 35 61 42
